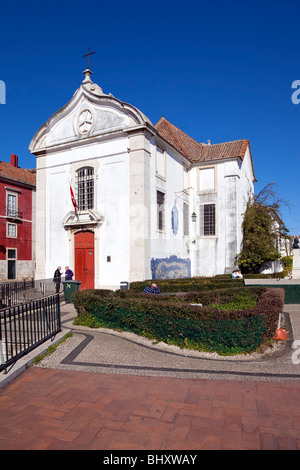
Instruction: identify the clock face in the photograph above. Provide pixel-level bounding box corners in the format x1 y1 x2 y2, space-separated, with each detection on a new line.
78 109 93 134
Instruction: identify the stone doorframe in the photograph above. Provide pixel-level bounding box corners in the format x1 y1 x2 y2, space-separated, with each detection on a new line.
62 210 103 288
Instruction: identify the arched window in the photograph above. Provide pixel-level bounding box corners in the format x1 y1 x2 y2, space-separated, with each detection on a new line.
76 166 94 211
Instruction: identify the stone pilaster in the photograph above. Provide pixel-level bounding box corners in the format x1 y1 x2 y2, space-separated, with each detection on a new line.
128 129 151 282
35 154 47 279
224 175 238 272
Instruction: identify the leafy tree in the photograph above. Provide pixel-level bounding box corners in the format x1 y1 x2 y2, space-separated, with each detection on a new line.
237 183 290 273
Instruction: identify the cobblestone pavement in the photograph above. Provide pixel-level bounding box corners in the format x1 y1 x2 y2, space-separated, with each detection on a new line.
0 303 299 450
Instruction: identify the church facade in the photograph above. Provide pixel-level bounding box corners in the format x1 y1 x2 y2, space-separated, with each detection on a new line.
29 69 255 289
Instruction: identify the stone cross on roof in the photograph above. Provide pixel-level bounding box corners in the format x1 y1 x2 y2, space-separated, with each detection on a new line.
82 47 96 69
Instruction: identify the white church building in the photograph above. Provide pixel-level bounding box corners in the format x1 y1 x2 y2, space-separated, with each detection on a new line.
29 68 255 289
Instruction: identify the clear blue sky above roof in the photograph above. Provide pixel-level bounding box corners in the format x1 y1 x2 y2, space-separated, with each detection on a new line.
0 0 299 233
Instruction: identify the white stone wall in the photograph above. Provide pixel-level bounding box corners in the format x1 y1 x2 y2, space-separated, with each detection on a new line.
149 139 191 279
99 149 130 286
39 135 131 287
188 149 254 277
31 80 255 285
292 249 300 279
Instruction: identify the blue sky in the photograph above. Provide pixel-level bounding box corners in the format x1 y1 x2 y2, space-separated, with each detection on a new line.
0 0 299 234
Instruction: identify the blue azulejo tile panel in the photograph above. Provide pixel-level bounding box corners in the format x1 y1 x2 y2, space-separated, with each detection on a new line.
151 255 191 279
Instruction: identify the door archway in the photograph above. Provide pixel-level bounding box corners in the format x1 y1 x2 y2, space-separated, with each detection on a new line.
74 231 95 290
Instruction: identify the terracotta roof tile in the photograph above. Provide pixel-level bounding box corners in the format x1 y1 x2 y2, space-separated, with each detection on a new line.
200 139 250 163
0 161 36 187
155 117 201 161
154 117 252 166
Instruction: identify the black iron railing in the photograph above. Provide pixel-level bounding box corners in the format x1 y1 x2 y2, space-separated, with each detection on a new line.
0 279 34 308
6 207 23 219
0 278 63 308
0 294 61 373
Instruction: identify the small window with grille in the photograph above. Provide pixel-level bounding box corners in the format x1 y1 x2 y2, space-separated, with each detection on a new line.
76 167 94 211
200 204 216 236
157 190 165 231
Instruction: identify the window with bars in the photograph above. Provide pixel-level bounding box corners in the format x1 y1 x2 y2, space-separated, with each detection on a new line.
200 204 216 236
157 190 165 231
76 167 94 211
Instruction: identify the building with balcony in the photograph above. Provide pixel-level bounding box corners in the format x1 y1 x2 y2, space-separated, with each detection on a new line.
0 154 36 280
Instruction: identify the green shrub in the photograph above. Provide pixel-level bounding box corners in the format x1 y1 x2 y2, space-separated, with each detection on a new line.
129 277 244 293
72 287 284 355
115 286 265 310
281 255 293 271
242 273 285 279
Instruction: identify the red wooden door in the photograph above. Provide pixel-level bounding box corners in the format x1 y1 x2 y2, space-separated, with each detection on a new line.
74 231 95 290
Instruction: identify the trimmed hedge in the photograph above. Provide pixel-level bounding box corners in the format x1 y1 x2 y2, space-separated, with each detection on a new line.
130 277 244 293
72 287 284 355
130 273 287 294
117 286 264 306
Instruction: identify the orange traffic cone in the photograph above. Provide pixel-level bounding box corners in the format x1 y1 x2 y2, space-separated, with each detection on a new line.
274 313 287 341
274 328 287 340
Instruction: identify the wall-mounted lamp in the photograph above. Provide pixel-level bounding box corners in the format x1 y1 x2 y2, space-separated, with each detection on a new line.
191 212 197 222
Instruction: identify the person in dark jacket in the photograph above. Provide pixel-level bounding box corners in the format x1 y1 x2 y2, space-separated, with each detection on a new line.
53 266 62 293
143 283 160 294
65 266 74 280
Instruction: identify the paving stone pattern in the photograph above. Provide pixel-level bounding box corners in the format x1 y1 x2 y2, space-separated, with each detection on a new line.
0 367 300 450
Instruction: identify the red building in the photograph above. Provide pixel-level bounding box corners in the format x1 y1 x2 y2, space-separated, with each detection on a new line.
0 154 36 281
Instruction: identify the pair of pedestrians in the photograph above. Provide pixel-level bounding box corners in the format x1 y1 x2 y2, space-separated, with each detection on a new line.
53 266 74 293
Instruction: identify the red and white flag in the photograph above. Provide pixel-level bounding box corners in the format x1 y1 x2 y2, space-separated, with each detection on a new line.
70 185 78 213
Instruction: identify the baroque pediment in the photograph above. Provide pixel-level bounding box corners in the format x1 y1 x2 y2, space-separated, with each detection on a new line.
29 70 152 154
63 209 104 230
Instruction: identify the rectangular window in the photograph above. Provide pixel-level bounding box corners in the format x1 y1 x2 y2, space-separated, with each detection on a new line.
7 249 16 280
7 193 17 217
7 223 17 238
183 167 190 193
183 203 189 236
155 147 166 178
199 167 215 192
157 190 165 231
200 204 216 236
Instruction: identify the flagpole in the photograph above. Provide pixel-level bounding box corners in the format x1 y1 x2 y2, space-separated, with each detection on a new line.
69 180 79 221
